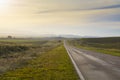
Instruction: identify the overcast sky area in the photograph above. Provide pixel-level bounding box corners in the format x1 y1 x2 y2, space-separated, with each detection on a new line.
0 0 120 37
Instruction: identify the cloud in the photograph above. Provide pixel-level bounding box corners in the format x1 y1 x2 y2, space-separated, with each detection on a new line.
91 14 120 22
35 3 120 23
36 4 120 14
93 4 120 10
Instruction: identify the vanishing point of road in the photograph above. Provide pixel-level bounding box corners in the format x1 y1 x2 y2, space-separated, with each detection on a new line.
64 41 120 80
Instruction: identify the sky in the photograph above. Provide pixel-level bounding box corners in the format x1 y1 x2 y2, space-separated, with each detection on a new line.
0 0 120 37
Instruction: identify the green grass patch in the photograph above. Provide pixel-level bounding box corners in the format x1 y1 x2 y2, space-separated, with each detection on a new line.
0 39 62 74
0 45 79 80
76 45 120 57
68 38 120 57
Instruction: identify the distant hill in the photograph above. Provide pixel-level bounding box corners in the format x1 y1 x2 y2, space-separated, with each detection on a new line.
72 37 120 49
80 37 120 43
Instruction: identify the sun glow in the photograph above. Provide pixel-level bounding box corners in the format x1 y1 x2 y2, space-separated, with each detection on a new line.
0 0 11 8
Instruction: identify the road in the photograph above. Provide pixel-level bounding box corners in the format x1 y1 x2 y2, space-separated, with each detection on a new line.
64 41 120 80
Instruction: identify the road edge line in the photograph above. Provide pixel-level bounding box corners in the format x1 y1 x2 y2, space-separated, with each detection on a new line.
64 42 85 80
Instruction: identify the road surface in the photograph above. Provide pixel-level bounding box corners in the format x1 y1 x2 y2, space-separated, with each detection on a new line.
64 41 120 80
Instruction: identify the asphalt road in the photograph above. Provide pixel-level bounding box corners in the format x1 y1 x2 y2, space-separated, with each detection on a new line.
64 41 120 80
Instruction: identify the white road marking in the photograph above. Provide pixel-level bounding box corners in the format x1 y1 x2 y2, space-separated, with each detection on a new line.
64 42 85 80
73 48 120 73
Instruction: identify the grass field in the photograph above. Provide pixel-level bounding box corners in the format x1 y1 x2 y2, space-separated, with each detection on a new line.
0 38 78 80
0 45 79 80
69 37 120 56
0 39 62 74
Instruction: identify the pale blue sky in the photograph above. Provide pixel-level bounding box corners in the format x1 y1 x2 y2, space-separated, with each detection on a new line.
0 0 120 37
